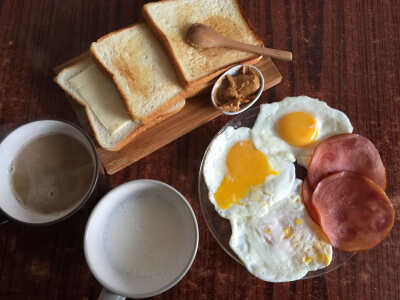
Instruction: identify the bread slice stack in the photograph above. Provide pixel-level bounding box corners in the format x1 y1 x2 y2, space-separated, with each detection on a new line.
55 54 185 151
55 0 263 152
55 24 187 151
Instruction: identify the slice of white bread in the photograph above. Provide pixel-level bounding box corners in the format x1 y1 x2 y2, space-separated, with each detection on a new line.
55 55 185 152
143 0 264 87
90 23 187 124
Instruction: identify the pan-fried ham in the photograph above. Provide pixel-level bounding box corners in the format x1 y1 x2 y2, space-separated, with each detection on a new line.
307 134 386 190
301 179 319 223
312 171 394 252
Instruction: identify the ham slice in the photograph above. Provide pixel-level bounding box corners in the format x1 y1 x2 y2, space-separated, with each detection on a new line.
312 171 394 252
301 179 319 223
307 134 386 190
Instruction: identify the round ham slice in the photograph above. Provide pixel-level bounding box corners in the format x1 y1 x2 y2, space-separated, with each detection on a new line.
307 134 386 190
312 171 394 252
301 179 320 224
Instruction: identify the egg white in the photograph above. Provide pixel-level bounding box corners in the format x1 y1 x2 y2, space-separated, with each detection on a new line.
229 180 333 282
203 126 296 219
251 96 353 167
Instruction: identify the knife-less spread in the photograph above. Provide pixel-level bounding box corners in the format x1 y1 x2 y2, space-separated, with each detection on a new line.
214 66 261 112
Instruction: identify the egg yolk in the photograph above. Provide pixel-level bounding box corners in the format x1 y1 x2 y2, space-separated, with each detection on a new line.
214 140 278 210
277 112 318 147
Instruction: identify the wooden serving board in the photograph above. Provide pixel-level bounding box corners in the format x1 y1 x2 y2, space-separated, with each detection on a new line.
57 56 282 175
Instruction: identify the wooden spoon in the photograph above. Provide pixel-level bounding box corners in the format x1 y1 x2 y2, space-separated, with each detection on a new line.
186 23 292 61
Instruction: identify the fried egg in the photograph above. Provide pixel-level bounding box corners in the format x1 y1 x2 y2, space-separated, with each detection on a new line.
251 96 353 167
201 96 353 282
229 180 333 282
203 126 296 219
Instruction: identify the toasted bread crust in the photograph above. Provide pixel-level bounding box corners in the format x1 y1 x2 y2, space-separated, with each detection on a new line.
55 70 185 151
143 0 264 87
54 54 185 151
142 8 189 86
53 75 86 109
53 52 92 74
53 73 106 149
90 23 187 124
106 100 185 151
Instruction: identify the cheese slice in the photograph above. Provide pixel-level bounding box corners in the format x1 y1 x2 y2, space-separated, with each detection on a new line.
69 64 131 134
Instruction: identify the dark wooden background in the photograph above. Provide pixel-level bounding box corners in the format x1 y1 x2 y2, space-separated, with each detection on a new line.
1 0 399 299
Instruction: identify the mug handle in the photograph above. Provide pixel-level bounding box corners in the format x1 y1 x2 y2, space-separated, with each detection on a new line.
0 211 9 225
98 289 125 300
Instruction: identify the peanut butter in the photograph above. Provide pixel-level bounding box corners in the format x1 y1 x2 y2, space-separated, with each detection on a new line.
214 66 261 112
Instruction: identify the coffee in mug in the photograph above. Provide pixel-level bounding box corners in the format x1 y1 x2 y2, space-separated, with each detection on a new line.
0 120 99 224
10 133 94 214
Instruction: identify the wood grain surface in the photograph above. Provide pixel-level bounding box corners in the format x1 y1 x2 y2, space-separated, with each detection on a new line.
0 1 399 300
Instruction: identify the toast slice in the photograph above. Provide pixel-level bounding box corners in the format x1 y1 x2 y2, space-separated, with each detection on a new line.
90 23 186 124
143 0 264 87
55 55 185 152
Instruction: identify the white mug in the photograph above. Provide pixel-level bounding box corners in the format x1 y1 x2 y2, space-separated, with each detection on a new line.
84 180 199 299
0 120 99 225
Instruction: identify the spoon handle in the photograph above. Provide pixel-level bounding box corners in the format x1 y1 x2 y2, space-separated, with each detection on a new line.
222 39 293 61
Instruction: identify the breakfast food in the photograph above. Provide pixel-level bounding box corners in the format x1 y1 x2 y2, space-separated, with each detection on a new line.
91 23 188 123
307 134 386 189
143 0 263 86
251 96 353 167
56 0 268 152
311 171 394 251
56 0 264 152
55 56 185 151
202 97 340 281
203 95 394 282
203 126 296 219
229 180 332 282
214 66 261 112
302 134 393 252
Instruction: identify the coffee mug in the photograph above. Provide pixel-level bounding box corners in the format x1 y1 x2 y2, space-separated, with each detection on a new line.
84 180 199 299
0 120 99 225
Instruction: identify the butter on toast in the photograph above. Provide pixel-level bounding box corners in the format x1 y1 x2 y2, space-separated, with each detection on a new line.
90 23 186 124
143 0 264 87
55 56 185 151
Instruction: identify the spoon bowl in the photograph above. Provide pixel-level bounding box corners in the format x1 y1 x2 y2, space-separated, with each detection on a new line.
186 23 292 62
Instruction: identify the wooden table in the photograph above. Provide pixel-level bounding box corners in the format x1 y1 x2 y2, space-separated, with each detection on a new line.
1 1 399 299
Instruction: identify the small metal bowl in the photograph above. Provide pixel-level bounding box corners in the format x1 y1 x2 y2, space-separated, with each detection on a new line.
211 64 264 116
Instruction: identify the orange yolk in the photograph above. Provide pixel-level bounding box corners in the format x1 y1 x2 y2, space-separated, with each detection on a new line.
277 112 318 147
214 140 278 210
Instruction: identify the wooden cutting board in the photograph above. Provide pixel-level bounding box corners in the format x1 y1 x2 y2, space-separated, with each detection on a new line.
57 56 282 175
